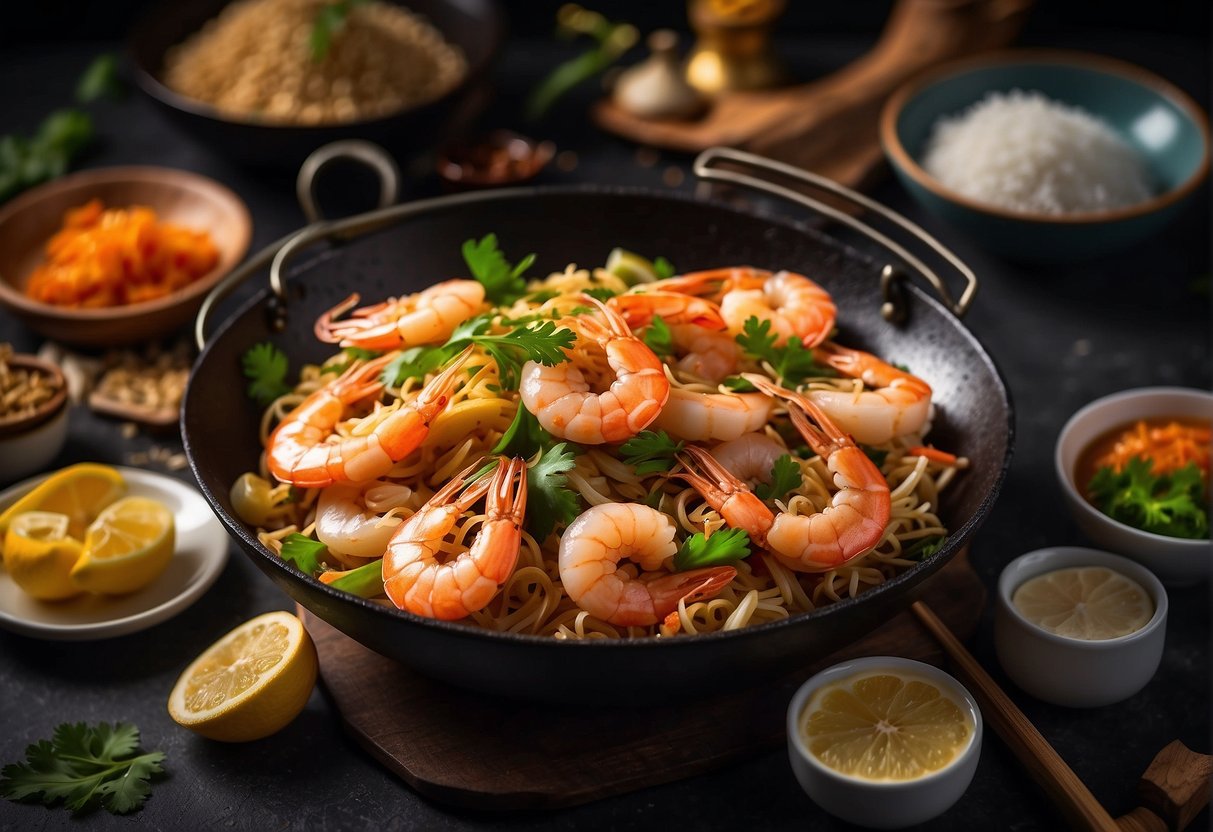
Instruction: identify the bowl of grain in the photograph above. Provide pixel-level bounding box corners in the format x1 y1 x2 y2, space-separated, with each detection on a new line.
881 50 1210 262
129 0 504 169
0 346 69 485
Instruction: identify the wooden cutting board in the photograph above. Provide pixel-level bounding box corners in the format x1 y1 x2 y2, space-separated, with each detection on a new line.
300 550 984 811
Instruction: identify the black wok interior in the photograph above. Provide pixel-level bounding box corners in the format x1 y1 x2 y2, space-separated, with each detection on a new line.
183 188 1013 702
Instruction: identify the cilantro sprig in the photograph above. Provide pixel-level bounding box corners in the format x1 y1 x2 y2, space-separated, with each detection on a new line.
1 722 165 815
462 234 536 305
493 405 553 459
241 342 292 405
754 454 803 501
642 317 674 358
380 344 453 388
1088 459 1208 539
735 317 834 386
620 430 684 476
445 315 575 389
526 443 580 541
673 528 751 571
902 535 946 561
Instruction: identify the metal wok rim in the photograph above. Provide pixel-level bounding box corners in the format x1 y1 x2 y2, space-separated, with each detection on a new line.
184 184 1015 651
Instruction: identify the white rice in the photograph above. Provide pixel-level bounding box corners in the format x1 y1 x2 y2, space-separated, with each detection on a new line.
922 89 1154 215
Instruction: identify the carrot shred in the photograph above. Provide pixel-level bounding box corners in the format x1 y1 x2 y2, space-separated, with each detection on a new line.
23 198 219 309
906 446 959 466
1094 420 1211 478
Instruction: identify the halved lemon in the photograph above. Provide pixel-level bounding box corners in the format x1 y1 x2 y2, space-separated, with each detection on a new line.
1012 566 1152 640
168 611 318 742
3 512 84 600
801 673 972 781
0 463 125 554
69 496 175 595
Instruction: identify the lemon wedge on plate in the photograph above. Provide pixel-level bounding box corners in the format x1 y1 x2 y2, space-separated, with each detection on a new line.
1012 566 1153 640
801 673 972 781
0 463 126 551
69 496 175 595
168 611 318 742
3 511 84 600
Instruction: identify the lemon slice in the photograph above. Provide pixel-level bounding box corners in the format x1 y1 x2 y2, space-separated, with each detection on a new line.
1012 566 1153 640
3 512 85 600
801 672 972 781
605 247 660 285
69 496 175 595
0 463 126 553
168 611 318 742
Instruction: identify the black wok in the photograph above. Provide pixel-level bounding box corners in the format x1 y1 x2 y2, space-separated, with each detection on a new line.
183 148 1013 702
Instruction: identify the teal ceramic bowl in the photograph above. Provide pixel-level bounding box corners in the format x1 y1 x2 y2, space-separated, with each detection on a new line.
881 51 1210 262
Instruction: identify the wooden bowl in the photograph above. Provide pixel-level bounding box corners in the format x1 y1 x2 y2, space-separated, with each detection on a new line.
0 167 251 347
0 355 69 484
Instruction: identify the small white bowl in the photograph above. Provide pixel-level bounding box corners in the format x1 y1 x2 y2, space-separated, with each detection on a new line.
787 656 982 829
1055 386 1212 586
995 547 1167 708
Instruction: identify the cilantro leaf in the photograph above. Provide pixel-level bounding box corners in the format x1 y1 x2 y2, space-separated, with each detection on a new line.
653 256 676 279
241 342 292 405
620 430 684 476
462 234 535 305
1088 459 1208 539
903 535 946 561
642 317 674 358
445 318 575 390
310 0 370 61
1 722 165 815
735 317 834 386
76 54 125 103
492 404 553 459
673 528 751 571
526 443 580 542
279 533 326 576
722 375 758 392
327 559 384 598
583 286 618 302
754 454 803 501
380 344 455 387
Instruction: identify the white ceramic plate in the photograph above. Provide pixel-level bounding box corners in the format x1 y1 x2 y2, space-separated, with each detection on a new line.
0 466 228 640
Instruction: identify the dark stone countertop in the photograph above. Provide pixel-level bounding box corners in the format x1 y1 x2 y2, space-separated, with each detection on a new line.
0 28 1209 832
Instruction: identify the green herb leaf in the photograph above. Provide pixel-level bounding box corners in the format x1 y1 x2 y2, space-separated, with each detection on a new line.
754 454 803 501
583 286 619 302
0 109 93 203
309 0 369 61
620 430 684 476
674 528 751 571
327 559 384 598
1 722 165 815
445 318 575 390
526 443 580 542
279 533 326 576
524 9 638 121
653 256 675 279
492 404 553 459
641 317 674 358
861 446 889 468
1088 459 1208 539
380 344 455 387
903 535 946 561
461 234 534 305
721 375 758 392
241 342 292 405
735 316 834 386
76 54 124 103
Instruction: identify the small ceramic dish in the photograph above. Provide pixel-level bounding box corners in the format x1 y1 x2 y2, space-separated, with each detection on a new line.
0 166 251 347
0 466 228 640
787 656 982 829
1055 386 1211 586
881 50 1210 261
0 355 69 485
995 547 1167 708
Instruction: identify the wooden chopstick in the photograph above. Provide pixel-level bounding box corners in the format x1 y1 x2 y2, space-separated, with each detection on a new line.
911 600 1120 832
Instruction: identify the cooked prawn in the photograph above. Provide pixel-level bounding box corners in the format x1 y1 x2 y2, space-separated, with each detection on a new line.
315 279 485 350
607 291 725 330
709 433 789 484
808 342 932 445
266 346 473 488
651 388 773 442
383 456 527 620
668 324 740 383
314 480 413 561
519 295 669 444
673 376 890 572
558 503 736 626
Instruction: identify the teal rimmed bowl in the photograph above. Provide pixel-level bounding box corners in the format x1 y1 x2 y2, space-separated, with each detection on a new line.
881 50 1210 262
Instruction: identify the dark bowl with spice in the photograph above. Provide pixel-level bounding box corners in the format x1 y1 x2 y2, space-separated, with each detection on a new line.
0 351 68 485
129 0 505 169
1055 386 1212 586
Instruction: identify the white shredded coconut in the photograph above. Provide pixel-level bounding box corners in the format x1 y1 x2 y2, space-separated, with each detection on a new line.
922 90 1154 215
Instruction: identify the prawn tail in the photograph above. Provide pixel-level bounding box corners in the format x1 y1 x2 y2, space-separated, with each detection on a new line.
412 344 476 418
646 565 737 618
315 293 362 343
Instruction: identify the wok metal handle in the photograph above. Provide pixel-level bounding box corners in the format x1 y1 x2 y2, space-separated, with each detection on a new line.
692 147 978 321
194 141 401 351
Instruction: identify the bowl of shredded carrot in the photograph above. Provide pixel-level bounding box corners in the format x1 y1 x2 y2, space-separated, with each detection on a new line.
0 166 250 347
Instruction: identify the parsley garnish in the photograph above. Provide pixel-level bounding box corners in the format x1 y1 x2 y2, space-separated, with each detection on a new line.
526 443 580 542
653 256 676 279
461 234 536 305
1 722 165 815
445 316 575 389
903 535 946 560
241 342 292 405
735 317 834 386
1088 459 1208 539
76 54 124 103
493 405 553 459
380 344 454 387
642 317 675 358
279 533 326 575
620 430 685 475
583 286 619 302
754 454 802 501
310 0 369 61
673 528 751 571
0 109 94 203
722 375 758 392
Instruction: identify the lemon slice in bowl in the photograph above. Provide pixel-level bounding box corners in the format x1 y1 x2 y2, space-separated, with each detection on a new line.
69 496 175 595
1012 566 1153 640
801 673 972 781
168 611 318 742
0 463 126 552
3 511 85 600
